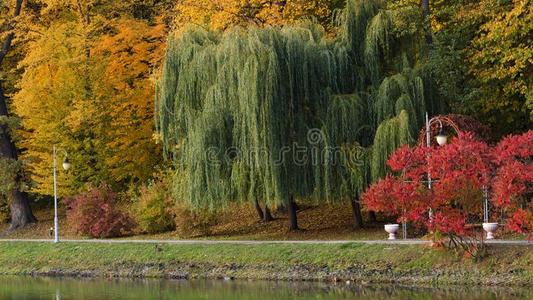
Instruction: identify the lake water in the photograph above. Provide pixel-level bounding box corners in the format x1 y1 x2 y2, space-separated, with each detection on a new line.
0 277 531 300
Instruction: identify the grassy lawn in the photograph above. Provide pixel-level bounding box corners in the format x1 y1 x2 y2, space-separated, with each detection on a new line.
0 241 531 285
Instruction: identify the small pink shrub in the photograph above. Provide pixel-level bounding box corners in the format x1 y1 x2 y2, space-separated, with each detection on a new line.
66 184 135 238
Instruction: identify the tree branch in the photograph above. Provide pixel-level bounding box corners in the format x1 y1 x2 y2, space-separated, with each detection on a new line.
0 0 24 65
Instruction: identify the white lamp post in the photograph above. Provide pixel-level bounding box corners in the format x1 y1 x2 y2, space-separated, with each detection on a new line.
425 114 450 230
386 115 451 240
53 146 70 243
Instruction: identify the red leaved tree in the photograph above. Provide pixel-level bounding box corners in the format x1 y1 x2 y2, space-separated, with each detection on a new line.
491 131 533 236
362 130 532 239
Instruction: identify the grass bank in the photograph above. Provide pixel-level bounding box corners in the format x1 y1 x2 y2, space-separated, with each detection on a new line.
0 242 531 286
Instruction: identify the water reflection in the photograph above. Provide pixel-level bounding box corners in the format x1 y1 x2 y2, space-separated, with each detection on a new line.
0 276 531 300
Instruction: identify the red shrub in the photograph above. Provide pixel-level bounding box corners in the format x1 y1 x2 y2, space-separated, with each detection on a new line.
491 131 533 237
506 209 532 235
66 184 135 238
362 130 533 239
431 211 467 236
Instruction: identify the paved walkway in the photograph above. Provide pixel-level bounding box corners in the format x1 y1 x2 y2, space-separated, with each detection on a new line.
0 238 531 246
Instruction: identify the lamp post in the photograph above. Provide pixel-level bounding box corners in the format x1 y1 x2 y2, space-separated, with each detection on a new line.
53 146 71 243
424 115 437 228
393 115 454 241
394 115 452 240
424 113 454 235
422 114 496 239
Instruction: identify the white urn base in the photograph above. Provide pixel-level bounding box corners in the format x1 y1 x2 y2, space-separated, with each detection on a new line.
384 224 400 240
482 222 498 240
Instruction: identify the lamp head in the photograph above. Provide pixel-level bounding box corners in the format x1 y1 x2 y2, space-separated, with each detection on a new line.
436 128 448 146
62 157 71 171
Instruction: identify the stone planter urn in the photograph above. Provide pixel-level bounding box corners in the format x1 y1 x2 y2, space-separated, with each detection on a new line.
482 222 498 240
384 224 400 240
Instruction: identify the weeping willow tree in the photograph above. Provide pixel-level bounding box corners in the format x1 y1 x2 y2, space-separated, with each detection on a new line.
307 0 439 228
156 0 443 231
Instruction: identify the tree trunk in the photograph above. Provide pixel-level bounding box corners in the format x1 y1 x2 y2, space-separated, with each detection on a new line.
0 0 23 64
420 0 433 45
0 0 37 230
263 204 274 222
350 198 363 229
368 211 377 223
254 198 264 220
287 195 299 231
8 191 36 231
0 86 36 230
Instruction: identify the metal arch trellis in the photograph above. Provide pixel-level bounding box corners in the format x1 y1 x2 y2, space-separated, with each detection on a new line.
418 113 491 146
418 115 463 146
398 114 492 240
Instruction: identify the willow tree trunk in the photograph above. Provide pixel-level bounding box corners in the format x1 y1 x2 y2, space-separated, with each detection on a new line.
263 204 274 222
0 0 36 231
254 198 264 220
288 195 299 231
350 198 363 229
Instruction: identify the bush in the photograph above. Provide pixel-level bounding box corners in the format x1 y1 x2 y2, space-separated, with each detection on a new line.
135 172 175 234
66 184 135 238
174 205 218 237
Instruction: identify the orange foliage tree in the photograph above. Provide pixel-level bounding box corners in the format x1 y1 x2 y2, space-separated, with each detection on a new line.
12 1 167 195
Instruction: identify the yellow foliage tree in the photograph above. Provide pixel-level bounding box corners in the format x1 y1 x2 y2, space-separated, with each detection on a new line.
13 3 167 195
13 21 90 195
174 0 344 31
467 0 532 125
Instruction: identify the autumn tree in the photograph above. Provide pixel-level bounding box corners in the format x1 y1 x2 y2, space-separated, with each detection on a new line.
91 18 166 184
429 0 531 137
12 1 168 196
174 0 344 31
467 0 531 133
